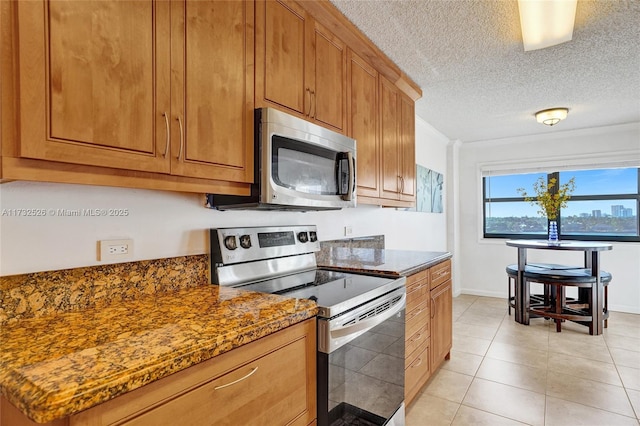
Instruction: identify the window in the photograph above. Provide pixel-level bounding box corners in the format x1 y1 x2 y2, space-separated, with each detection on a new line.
483 167 640 242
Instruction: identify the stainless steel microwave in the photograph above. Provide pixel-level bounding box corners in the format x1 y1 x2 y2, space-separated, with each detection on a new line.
207 108 356 211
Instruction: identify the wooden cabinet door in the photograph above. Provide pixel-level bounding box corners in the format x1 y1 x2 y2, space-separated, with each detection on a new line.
348 50 380 198
309 22 346 132
256 0 309 116
378 77 416 204
430 280 453 372
17 0 171 173
170 0 254 183
379 76 400 200
399 94 416 201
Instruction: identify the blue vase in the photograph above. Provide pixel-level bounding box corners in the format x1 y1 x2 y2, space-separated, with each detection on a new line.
548 220 559 243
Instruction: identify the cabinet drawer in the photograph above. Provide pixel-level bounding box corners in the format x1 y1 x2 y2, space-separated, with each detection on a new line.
122 335 310 426
406 269 429 290
430 259 451 289
406 276 429 310
405 338 430 403
12 320 316 426
405 321 429 361
406 298 429 339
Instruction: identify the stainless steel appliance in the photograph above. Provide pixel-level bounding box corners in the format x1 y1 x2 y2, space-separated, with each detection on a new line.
206 108 356 211
210 225 406 426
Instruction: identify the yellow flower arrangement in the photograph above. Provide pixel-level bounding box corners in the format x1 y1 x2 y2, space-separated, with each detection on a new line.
517 177 576 220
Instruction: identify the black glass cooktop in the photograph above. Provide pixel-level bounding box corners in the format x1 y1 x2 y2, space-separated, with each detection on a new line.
234 269 401 318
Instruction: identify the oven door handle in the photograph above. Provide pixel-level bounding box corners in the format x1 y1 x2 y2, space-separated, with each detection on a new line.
330 293 406 339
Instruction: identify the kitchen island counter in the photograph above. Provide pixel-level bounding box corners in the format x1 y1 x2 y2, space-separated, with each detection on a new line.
0 285 317 423
317 247 452 276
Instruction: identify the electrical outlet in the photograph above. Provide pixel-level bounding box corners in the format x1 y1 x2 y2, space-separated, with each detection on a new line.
99 239 134 261
344 226 353 236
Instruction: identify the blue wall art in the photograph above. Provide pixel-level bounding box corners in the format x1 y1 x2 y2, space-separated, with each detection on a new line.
416 164 443 213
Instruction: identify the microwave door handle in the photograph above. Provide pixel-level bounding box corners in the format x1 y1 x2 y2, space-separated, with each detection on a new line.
341 152 355 201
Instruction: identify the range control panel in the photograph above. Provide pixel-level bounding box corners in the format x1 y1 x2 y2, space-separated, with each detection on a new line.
210 225 320 265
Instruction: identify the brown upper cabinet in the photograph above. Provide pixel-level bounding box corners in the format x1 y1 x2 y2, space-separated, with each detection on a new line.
347 50 380 199
255 0 347 133
170 0 254 182
12 0 253 187
399 94 417 202
2 0 420 198
379 75 416 205
17 1 170 173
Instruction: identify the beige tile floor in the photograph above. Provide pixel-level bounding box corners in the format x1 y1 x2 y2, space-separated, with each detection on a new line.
406 295 640 426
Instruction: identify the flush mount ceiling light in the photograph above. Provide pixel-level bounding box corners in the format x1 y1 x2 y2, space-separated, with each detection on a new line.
518 0 578 51
535 107 569 126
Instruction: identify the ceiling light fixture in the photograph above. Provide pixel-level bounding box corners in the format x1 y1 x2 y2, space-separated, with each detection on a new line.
517 0 578 51
535 108 568 126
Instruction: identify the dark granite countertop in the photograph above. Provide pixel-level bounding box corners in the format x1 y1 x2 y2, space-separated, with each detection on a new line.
317 247 452 277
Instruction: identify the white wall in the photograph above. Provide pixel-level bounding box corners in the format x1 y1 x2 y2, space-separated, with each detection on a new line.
453 123 640 313
0 116 450 276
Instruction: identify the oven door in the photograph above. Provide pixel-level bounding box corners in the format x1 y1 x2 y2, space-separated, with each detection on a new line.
317 287 406 426
261 108 356 209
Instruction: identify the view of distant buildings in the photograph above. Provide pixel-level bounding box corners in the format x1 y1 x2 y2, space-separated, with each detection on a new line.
486 203 638 236
586 205 634 218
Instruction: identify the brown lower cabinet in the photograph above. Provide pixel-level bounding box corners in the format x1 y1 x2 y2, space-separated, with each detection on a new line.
405 259 452 406
0 319 316 426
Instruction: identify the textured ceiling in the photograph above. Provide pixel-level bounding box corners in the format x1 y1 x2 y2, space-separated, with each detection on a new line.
330 0 640 143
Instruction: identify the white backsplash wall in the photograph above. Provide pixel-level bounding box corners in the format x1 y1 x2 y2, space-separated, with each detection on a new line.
0 116 450 276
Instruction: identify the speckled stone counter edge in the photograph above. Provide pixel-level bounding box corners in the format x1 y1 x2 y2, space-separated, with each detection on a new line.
318 247 452 277
1 287 317 423
394 252 453 276
0 255 317 423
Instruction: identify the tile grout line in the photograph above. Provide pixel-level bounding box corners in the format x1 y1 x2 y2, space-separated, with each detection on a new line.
604 328 640 420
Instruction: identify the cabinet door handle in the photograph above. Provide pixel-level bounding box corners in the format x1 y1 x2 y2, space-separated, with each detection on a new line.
214 367 258 390
177 115 184 161
400 176 405 193
311 90 316 119
397 175 402 192
306 88 311 116
431 298 436 318
162 112 170 158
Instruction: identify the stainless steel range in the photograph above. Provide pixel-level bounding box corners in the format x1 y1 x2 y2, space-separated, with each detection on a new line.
210 225 406 426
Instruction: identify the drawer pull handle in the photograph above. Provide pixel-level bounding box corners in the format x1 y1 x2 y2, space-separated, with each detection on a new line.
214 367 258 390
411 309 423 318
413 333 423 342
412 357 423 368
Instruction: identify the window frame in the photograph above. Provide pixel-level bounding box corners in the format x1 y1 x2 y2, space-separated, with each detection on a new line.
483 169 640 242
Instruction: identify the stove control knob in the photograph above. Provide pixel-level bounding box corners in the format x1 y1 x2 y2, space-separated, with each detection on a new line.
224 235 237 251
297 232 309 243
309 231 317 242
239 234 252 249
